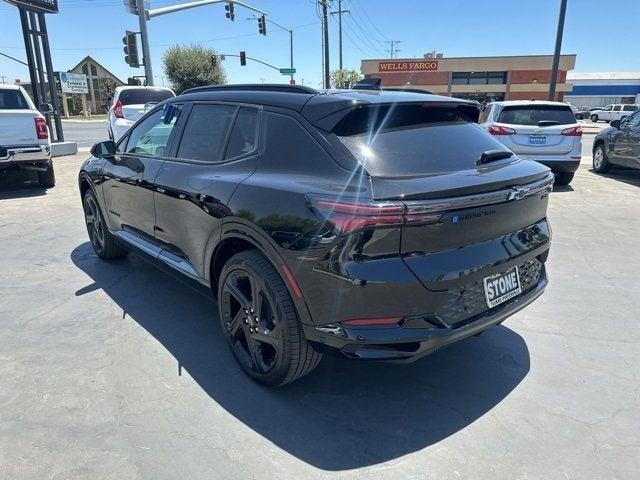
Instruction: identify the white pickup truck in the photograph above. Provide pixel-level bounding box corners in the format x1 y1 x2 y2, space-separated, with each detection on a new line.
589 104 639 123
0 85 55 187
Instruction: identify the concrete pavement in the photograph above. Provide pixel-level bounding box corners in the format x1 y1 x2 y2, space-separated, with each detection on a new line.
0 153 638 479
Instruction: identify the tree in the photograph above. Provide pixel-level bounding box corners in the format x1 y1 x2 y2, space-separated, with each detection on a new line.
163 44 226 94
330 69 363 89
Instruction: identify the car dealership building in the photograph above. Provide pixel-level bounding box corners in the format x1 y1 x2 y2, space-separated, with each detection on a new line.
360 54 576 103
564 72 640 108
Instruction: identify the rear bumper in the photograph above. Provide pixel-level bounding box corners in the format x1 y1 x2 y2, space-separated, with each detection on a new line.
519 157 581 173
0 145 50 169
304 264 547 362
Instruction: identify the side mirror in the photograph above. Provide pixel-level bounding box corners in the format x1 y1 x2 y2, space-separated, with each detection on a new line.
90 140 116 158
610 120 621 129
38 103 53 115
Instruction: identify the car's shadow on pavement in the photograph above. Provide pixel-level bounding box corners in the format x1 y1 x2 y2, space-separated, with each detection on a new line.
71 242 530 471
589 168 640 188
0 169 47 199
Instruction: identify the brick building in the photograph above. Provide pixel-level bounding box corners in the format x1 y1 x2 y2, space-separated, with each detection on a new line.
361 54 576 103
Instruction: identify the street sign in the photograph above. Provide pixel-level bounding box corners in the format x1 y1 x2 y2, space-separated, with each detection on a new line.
58 72 88 94
279 68 296 75
5 0 59 14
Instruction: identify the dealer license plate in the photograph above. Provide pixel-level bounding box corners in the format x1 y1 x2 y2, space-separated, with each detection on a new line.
528 136 546 145
483 266 522 308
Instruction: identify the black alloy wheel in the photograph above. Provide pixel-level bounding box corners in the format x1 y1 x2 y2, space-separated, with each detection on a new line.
218 250 321 386
82 190 128 259
84 192 106 255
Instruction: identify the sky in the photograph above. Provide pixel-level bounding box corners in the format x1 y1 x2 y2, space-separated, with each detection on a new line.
0 0 639 89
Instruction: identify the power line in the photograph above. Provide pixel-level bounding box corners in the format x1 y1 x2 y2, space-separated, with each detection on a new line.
347 0 389 41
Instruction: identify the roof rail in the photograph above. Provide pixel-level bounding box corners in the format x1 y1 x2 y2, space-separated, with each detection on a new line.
383 87 436 95
181 83 319 95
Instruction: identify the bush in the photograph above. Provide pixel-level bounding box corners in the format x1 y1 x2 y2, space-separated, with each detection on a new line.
330 69 363 89
163 44 226 94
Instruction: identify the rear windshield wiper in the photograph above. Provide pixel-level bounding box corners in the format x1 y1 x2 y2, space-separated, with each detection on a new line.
477 150 514 165
537 120 560 127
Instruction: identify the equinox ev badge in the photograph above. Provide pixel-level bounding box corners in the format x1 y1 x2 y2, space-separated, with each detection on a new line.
451 209 497 223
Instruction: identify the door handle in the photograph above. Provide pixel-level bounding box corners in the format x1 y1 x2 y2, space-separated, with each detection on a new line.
156 187 165 193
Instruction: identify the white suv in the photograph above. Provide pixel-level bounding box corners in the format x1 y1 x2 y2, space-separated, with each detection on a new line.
589 104 638 123
108 86 174 141
479 100 582 185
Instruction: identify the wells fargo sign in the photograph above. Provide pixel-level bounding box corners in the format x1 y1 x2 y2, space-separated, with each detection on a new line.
378 60 439 72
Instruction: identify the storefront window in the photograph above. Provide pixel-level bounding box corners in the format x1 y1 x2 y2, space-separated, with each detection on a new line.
452 71 507 85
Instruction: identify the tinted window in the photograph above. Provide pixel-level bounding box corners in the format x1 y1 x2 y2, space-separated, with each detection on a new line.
623 105 638 112
177 104 236 162
498 105 576 126
118 88 174 105
224 107 259 160
125 108 179 156
625 111 640 127
335 104 505 177
0 89 29 109
613 105 621 111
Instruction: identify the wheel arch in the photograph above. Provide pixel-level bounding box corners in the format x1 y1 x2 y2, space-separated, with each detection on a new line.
206 221 314 325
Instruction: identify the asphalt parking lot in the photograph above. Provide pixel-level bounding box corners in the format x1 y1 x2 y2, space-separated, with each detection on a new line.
1 151 639 479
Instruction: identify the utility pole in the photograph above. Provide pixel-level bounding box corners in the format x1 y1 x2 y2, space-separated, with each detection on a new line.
330 0 350 70
0 75 6 84
137 0 154 86
385 40 401 59
549 0 568 101
320 0 330 88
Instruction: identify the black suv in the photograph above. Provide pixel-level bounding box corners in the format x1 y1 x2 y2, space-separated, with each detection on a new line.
79 85 553 386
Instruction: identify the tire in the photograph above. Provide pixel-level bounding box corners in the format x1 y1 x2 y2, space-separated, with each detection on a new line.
592 144 610 174
590 114 598 122
37 163 55 188
82 189 129 260
554 172 574 186
218 250 322 387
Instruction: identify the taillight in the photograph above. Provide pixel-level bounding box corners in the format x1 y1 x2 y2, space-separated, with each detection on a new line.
34 116 48 139
308 196 442 234
561 126 582 136
113 99 124 119
488 125 516 136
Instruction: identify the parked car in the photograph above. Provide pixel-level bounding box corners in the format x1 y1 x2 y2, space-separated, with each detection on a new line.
0 84 55 187
589 104 638 123
479 100 582 185
107 86 175 141
80 85 553 386
592 109 640 173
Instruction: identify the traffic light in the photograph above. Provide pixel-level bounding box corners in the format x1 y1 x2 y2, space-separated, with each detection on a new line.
257 15 266 35
225 2 235 21
211 55 217 68
239 51 246 66
122 31 140 68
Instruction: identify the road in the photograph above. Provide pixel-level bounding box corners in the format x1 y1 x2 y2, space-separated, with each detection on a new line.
0 151 638 479
61 120 109 150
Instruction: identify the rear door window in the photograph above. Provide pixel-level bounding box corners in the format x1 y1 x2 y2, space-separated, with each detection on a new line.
335 103 508 177
623 105 638 112
118 88 174 105
0 89 29 109
498 105 576 126
176 104 236 162
224 107 259 160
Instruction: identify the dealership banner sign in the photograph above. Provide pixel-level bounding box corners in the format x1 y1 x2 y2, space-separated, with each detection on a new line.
58 72 89 94
378 60 439 72
4 0 59 14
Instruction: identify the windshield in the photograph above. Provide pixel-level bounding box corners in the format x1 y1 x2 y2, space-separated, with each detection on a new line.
0 89 30 109
336 103 508 177
498 105 576 126
118 88 174 105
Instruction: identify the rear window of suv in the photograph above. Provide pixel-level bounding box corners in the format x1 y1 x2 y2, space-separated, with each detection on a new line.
118 88 174 105
334 103 510 177
0 89 29 109
498 104 576 126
